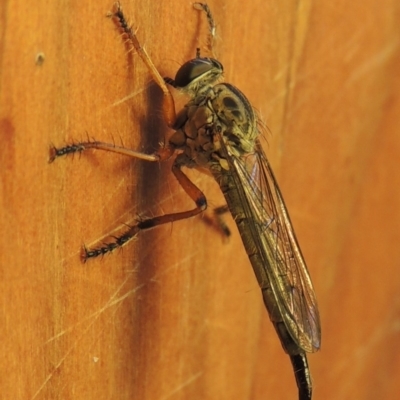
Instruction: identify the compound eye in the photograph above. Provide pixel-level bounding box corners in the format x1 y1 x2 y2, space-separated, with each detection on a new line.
174 58 223 88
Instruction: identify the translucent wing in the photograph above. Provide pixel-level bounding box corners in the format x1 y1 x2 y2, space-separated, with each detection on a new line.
223 139 321 353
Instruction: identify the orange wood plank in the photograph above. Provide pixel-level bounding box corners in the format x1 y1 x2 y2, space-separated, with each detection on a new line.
1 0 400 399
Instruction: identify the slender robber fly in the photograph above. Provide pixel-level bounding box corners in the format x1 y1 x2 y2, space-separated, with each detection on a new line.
50 3 321 399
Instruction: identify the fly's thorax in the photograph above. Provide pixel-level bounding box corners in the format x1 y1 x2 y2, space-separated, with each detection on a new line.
169 83 259 171
210 83 259 155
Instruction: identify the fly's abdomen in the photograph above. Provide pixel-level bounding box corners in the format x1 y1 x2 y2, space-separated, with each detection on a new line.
212 163 304 356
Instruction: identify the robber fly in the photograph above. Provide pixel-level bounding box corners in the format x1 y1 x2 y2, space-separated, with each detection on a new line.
50 3 321 399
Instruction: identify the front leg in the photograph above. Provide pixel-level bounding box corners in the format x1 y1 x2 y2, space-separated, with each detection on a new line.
108 2 177 128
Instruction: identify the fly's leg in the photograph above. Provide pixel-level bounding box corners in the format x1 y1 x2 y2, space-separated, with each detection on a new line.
50 140 207 262
290 354 313 400
82 160 207 262
202 205 231 238
193 3 216 56
108 2 177 127
50 4 209 261
48 140 173 164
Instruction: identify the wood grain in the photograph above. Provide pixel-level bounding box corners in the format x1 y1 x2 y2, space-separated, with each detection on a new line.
1 0 399 399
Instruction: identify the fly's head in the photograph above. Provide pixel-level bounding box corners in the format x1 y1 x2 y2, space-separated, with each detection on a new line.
165 57 223 98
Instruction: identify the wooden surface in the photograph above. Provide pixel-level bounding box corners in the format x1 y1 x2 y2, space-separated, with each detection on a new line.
1 0 400 399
